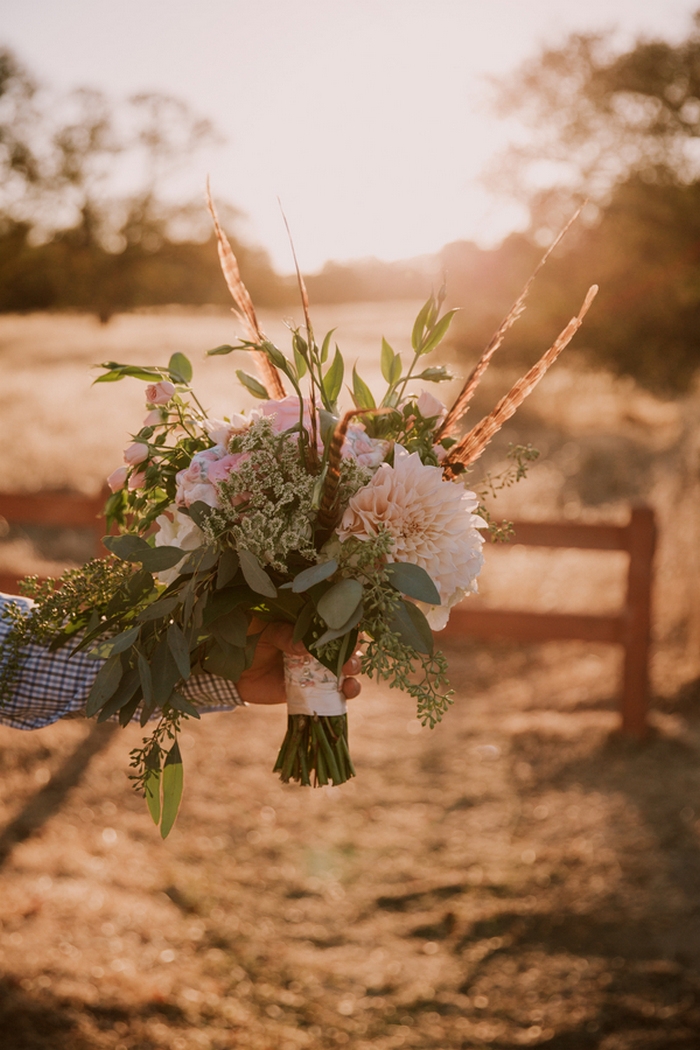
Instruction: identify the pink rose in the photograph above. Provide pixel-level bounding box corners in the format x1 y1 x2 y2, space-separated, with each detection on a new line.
342 425 390 468
124 442 149 466
207 452 249 484
128 470 147 491
143 409 163 426
416 391 446 420
146 381 175 405
106 465 128 492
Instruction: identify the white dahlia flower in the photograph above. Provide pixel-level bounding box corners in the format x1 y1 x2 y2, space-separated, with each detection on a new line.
337 446 486 630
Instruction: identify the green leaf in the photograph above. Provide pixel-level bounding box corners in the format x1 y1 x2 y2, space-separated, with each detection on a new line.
160 741 184 839
85 654 123 717
210 607 248 648
89 624 141 660
180 546 218 575
169 692 201 719
236 369 270 400
317 578 363 630
262 339 290 371
388 600 434 655
323 349 344 405
93 363 163 384
216 549 240 589
167 623 191 680
238 549 277 597
293 601 316 644
385 562 441 605
352 367 376 410
203 585 248 625
293 344 307 378
144 752 161 825
380 338 394 382
188 501 215 529
168 352 193 384
96 668 141 723
102 534 151 561
313 602 364 647
419 309 458 356
151 637 183 705
320 329 336 365
416 365 454 383
390 353 402 384
136 594 182 622
411 297 433 351
138 546 185 573
204 640 246 681
137 649 153 707
292 559 338 592
207 344 237 356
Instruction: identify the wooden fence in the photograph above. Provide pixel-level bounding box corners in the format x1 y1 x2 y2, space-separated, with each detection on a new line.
0 492 656 739
443 506 657 739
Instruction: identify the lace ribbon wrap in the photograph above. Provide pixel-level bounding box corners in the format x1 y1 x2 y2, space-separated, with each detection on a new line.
283 653 346 717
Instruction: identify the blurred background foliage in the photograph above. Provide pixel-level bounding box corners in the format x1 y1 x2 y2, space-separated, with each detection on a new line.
2 11 700 392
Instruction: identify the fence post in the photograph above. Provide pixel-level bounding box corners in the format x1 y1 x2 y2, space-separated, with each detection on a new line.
620 505 656 739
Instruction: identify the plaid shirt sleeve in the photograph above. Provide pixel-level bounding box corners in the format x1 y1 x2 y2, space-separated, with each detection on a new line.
0 593 244 730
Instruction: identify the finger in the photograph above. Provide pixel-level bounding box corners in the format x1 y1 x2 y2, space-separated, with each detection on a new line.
342 654 362 677
342 676 361 700
259 621 306 657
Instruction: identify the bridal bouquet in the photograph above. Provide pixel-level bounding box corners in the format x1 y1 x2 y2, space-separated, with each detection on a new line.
1 194 596 836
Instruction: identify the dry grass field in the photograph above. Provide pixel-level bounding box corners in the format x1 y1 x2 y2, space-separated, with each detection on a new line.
0 306 699 1049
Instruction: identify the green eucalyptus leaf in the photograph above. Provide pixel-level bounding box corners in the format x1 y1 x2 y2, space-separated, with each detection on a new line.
204 640 246 682
167 623 191 680
188 501 215 529
203 586 248 625
168 352 193 383
388 600 434 655
137 649 153 707
138 546 185 572
313 601 363 648
292 601 316 644
136 594 181 622
236 369 270 400
102 534 151 561
89 624 141 660
210 608 248 648
180 546 218 575
385 562 441 604
323 349 344 405
216 549 240 589
169 692 201 719
160 741 184 839
151 637 182 705
96 668 141 723
317 578 363 630
85 654 123 717
238 549 277 597
292 559 338 593
144 753 161 825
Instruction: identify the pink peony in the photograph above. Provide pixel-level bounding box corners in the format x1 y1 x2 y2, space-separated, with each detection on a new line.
123 442 149 466
146 380 175 405
106 465 128 492
338 446 486 630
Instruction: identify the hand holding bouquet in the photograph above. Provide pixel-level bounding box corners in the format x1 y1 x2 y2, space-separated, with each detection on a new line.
1 194 596 836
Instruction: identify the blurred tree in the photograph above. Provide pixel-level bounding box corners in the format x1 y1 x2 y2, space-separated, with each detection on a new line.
482 9 700 391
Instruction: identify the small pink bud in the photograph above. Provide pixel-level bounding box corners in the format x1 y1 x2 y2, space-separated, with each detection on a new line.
124 442 149 466
143 409 162 426
128 470 147 491
146 380 176 405
106 465 128 492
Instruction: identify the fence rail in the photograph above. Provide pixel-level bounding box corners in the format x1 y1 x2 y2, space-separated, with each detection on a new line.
0 492 656 739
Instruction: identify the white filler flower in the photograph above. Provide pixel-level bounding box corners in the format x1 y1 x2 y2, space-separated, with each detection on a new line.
338 446 486 630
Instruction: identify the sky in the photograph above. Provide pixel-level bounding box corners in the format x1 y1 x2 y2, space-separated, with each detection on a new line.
3 0 699 271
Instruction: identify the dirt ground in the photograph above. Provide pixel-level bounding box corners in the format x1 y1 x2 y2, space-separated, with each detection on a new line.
1 308 700 1048
1 636 699 1050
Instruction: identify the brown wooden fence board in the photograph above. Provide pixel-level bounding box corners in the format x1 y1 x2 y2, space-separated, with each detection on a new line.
444 608 625 645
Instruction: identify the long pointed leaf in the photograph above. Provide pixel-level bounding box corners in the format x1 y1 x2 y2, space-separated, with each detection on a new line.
160 741 184 839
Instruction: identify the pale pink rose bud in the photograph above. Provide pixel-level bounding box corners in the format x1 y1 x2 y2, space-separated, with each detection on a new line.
128 470 147 491
106 465 128 492
143 409 162 426
146 380 176 405
417 391 446 420
124 442 149 466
